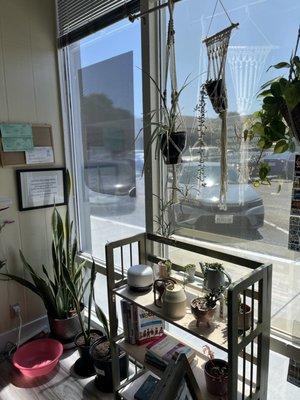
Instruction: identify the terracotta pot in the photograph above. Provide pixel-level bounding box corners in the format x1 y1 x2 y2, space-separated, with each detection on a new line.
237 304 252 331
160 131 186 164
73 329 103 377
191 298 216 327
204 359 228 396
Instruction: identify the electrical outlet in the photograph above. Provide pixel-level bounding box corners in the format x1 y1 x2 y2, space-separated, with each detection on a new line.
10 303 21 318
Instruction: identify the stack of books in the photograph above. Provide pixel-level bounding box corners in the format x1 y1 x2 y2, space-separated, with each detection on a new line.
121 300 164 345
145 334 196 370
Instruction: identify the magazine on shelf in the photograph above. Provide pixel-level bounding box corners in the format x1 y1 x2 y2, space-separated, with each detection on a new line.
121 300 164 345
146 334 196 364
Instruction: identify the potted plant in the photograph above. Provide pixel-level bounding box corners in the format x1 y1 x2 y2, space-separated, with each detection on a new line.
245 29 300 182
156 259 172 279
199 262 231 291
90 333 129 392
63 259 103 377
190 290 219 327
237 296 252 332
203 345 228 397
0 176 86 346
184 263 196 283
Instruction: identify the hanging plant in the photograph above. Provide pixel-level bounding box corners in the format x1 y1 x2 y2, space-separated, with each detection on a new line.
137 1 188 167
203 15 239 209
245 28 300 183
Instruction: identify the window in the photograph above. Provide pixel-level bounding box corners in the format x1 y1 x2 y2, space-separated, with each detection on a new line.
159 0 300 343
64 18 145 263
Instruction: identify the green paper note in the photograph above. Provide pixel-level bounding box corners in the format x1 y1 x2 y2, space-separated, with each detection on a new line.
0 123 33 152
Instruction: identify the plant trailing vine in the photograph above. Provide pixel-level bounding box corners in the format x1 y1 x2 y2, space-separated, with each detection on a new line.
245 27 300 184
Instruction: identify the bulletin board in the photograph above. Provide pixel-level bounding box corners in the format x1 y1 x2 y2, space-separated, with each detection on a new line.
0 123 54 167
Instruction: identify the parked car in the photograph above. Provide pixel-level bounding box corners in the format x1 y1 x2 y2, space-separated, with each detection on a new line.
172 162 264 231
261 152 295 180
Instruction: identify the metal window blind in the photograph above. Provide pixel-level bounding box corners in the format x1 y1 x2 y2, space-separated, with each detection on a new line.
56 0 140 48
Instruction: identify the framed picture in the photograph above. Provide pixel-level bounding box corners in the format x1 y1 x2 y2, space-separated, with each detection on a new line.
150 354 203 400
16 168 67 211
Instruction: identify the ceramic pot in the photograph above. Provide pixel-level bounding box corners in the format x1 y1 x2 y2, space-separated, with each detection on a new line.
185 266 196 283
74 329 103 377
48 304 85 346
204 359 228 396
200 264 231 291
91 337 129 393
237 304 252 331
160 282 187 320
160 131 186 164
191 298 216 327
205 79 227 114
153 278 177 306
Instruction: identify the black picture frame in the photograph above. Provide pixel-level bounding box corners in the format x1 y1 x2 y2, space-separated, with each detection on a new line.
16 168 67 211
150 354 203 400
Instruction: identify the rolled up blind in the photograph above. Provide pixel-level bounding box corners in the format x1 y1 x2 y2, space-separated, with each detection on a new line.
56 0 140 48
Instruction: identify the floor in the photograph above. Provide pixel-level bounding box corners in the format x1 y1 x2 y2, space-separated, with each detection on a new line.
0 349 113 400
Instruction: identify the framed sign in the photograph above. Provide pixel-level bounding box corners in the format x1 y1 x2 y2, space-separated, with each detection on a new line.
16 168 67 211
150 354 203 400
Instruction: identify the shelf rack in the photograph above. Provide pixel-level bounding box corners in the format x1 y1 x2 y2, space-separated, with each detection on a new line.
105 232 272 400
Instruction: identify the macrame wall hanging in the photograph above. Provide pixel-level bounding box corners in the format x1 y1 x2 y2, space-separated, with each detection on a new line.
203 0 239 210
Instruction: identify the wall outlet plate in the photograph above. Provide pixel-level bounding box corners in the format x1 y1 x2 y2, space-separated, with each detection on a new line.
10 303 21 318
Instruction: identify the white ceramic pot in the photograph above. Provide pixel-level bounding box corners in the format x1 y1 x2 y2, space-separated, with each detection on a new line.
161 283 187 320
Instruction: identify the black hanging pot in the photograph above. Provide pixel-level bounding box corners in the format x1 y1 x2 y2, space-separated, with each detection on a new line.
90 337 129 393
282 101 300 143
73 329 103 377
205 79 227 114
160 131 186 164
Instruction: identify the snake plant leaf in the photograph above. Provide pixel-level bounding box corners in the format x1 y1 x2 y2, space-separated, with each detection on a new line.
94 301 110 339
0 272 38 294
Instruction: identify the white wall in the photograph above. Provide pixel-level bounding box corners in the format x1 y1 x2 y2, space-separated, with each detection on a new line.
0 0 64 333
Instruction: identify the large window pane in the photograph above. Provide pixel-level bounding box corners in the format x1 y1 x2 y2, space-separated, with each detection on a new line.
160 0 300 343
67 19 145 262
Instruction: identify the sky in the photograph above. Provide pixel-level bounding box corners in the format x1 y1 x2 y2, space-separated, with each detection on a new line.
71 0 300 121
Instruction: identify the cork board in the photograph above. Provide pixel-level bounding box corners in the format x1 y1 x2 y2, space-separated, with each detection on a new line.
0 124 54 167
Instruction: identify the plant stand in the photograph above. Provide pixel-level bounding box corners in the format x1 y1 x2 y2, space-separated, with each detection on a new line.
105 233 272 399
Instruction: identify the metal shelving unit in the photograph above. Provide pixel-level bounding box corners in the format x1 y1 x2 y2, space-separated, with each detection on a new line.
105 232 272 399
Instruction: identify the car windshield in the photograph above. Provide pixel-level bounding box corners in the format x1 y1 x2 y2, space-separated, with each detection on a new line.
179 165 239 186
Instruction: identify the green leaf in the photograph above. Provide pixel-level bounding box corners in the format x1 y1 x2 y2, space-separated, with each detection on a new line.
95 301 110 339
251 122 265 136
269 120 287 139
259 162 271 180
268 62 291 70
270 82 282 97
274 139 289 153
283 82 300 109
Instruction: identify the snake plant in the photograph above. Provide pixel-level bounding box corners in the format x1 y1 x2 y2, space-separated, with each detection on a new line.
0 172 85 319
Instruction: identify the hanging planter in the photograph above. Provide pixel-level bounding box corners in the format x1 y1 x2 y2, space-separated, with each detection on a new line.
205 78 227 114
203 1 239 209
160 131 186 164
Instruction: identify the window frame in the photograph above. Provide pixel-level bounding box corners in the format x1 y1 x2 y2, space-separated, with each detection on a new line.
57 0 299 359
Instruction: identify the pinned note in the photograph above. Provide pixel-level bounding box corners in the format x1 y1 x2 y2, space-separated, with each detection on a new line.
0 123 33 152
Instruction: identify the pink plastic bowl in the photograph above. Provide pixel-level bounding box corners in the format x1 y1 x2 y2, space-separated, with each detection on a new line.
13 338 63 378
